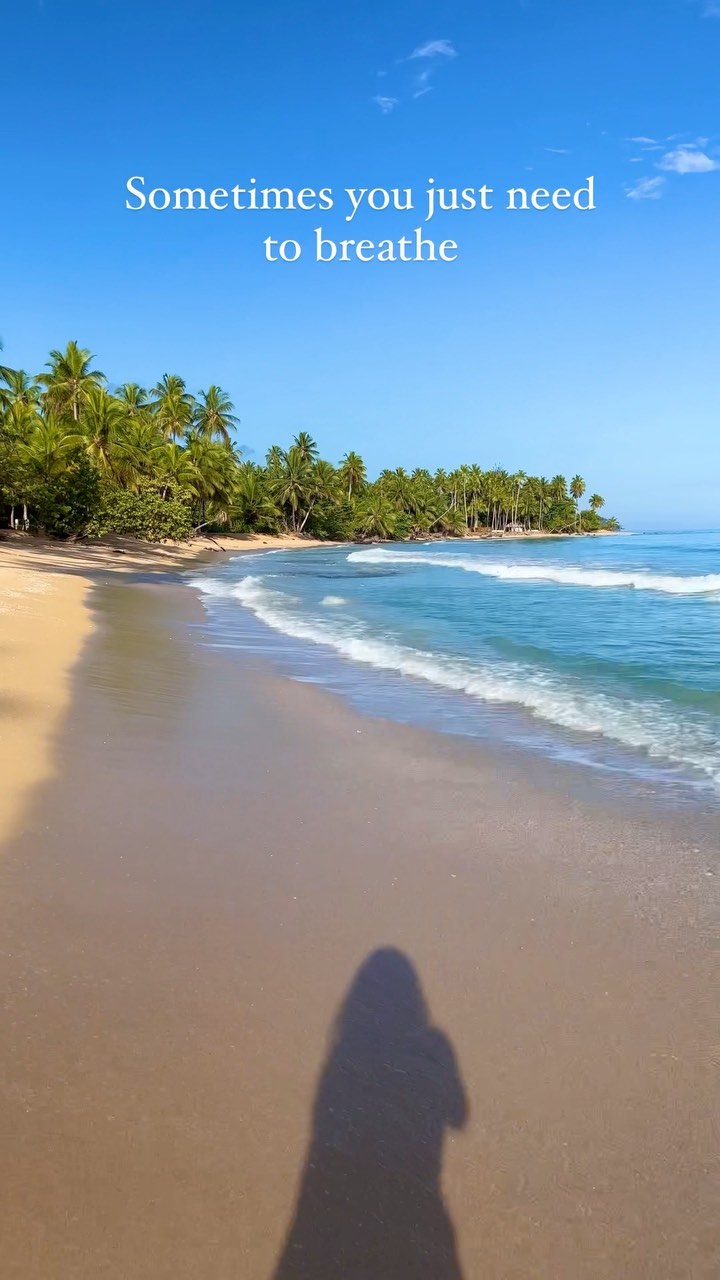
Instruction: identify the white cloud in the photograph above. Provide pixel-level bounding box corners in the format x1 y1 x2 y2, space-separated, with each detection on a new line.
409 39 458 60
371 95 398 114
694 1 720 16
626 176 665 200
658 145 719 173
374 38 457 113
626 136 664 151
545 146 571 154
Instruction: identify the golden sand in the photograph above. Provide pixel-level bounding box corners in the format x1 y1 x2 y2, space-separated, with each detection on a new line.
0 549 90 848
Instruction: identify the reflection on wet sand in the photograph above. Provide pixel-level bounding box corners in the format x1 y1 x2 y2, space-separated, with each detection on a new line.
84 581 201 738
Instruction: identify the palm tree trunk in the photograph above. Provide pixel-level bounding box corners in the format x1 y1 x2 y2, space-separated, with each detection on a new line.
298 503 315 533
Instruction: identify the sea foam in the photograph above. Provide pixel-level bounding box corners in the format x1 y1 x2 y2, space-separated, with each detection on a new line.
347 548 720 596
194 574 720 783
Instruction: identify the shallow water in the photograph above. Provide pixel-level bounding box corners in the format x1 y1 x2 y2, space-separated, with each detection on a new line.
193 531 720 802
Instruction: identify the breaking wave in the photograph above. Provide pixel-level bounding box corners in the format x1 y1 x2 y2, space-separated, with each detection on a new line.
194 574 720 784
347 548 720 596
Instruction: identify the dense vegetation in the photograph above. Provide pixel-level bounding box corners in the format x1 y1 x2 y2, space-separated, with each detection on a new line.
0 341 619 541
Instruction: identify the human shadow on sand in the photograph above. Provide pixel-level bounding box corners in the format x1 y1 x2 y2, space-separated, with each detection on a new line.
273 947 468 1280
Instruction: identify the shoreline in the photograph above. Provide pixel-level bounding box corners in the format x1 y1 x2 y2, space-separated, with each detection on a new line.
0 531 333 851
0 572 717 1278
0 525 699 856
460 527 621 539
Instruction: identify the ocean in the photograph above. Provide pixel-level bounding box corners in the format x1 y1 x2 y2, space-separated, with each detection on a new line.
193 531 720 801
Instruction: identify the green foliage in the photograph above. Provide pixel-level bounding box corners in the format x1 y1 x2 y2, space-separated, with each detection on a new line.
544 498 578 532
579 507 604 532
87 482 195 542
0 340 620 542
33 453 101 537
352 494 401 541
309 498 356 541
229 465 280 532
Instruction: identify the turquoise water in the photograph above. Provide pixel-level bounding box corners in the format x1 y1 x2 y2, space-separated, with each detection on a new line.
194 532 720 799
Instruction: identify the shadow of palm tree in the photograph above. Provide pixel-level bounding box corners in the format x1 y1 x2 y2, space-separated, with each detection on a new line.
273 947 468 1279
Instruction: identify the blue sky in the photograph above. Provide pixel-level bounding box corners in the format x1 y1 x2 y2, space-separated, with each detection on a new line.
2 0 719 528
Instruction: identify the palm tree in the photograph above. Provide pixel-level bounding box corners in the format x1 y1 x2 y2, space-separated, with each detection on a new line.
536 476 551 531
355 494 397 540
38 341 105 422
429 501 466 538
0 368 40 412
151 374 195 441
113 417 167 490
271 445 314 531
194 385 238 445
75 387 126 476
380 467 412 510
570 474 586 531
293 431 319 464
158 442 199 497
265 444 284 472
184 433 237 522
115 383 152 418
18 415 78 482
484 467 509 531
2 337 621 543
339 450 367 500
461 465 482 531
510 470 527 528
1 399 42 441
231 465 280 531
296 458 339 532
1 401 43 526
518 477 539 530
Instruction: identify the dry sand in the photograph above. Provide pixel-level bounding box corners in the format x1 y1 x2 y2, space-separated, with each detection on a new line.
0 572 718 1280
0 542 91 848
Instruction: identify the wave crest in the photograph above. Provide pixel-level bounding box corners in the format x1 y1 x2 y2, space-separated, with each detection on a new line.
347 548 720 596
194 574 720 783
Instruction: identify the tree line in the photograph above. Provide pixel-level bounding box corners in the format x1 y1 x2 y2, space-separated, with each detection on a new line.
0 341 619 541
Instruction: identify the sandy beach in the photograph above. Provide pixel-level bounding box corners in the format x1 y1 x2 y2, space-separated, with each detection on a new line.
1 553 718 1279
0 532 331 849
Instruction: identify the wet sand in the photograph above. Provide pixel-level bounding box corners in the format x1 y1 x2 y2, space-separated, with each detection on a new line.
0 533 222 850
1 576 718 1279
0 533 333 848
